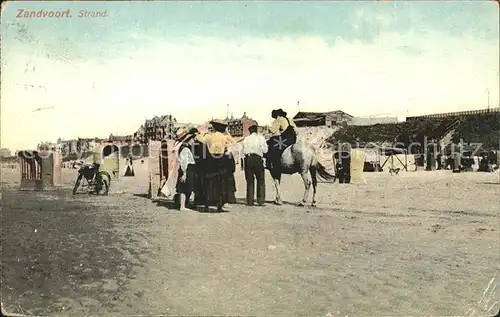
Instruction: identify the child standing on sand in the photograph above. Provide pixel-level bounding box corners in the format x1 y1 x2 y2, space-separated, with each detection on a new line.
175 128 197 211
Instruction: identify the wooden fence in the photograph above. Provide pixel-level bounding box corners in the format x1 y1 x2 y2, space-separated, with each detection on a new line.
407 108 499 121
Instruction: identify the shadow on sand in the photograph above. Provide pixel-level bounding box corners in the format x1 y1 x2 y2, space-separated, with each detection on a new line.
133 193 151 199
232 197 309 208
133 193 231 213
132 193 305 211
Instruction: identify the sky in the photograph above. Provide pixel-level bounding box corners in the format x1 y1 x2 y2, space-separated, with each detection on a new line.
1 1 499 151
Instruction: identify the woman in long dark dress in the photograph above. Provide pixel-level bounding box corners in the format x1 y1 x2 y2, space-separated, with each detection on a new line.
124 154 135 176
195 119 236 212
189 128 208 206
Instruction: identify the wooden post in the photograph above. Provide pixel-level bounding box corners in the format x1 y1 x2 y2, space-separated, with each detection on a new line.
453 152 461 173
148 140 162 199
162 140 178 198
350 149 366 184
426 152 436 171
149 139 178 199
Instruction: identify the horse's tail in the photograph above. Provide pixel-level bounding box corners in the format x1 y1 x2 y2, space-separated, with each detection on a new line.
316 162 336 182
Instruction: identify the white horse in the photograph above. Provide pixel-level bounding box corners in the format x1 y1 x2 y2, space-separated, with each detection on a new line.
268 140 336 207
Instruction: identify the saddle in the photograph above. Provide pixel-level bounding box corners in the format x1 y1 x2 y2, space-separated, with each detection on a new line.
265 144 293 170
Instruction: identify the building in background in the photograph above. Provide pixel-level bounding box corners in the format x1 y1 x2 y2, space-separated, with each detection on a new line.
134 114 177 143
348 116 399 126
293 110 354 127
133 125 145 142
56 137 107 153
57 138 77 153
0 148 12 157
226 112 258 137
108 134 132 145
37 141 58 151
173 122 191 130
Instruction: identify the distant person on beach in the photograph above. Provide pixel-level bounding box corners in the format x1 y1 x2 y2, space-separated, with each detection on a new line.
124 154 135 176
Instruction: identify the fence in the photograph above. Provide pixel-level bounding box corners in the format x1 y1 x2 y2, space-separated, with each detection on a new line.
407 108 499 121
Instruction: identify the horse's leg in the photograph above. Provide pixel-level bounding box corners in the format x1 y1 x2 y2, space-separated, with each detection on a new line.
272 171 283 205
273 178 283 205
309 166 318 207
298 170 312 207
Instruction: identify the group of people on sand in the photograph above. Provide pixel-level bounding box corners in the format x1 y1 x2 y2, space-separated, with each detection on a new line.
168 108 297 212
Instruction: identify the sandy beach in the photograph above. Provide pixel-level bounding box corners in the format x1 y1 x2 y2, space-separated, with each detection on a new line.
2 0 498 315
1 160 498 316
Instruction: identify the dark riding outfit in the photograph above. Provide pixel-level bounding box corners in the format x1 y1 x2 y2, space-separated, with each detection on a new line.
266 109 297 170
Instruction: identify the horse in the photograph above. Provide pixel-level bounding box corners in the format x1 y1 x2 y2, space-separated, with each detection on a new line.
267 140 336 207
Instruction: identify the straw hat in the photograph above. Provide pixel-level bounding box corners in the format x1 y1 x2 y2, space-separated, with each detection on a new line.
175 127 189 141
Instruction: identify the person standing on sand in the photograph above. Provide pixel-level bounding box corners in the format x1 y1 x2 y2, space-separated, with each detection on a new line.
175 128 197 211
242 124 268 206
124 154 135 176
186 127 206 205
194 119 236 212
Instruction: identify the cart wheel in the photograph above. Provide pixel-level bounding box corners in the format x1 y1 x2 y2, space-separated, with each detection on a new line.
96 171 111 195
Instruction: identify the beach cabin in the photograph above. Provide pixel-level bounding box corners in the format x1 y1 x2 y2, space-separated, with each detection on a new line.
18 150 62 190
88 143 120 179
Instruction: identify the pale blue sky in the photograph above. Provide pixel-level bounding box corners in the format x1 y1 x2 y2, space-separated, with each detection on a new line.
1 1 499 150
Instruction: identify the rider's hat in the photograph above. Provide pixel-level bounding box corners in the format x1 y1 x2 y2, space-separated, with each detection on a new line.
276 108 287 117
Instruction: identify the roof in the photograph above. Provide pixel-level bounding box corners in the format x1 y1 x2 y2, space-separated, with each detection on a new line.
145 114 176 127
293 110 354 120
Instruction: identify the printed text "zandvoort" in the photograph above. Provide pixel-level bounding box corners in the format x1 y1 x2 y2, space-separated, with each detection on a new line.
16 9 108 18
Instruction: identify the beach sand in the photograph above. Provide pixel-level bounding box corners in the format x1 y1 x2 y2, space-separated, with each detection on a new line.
1 160 499 316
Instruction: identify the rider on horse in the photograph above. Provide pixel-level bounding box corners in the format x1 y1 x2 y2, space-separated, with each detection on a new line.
266 108 298 170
